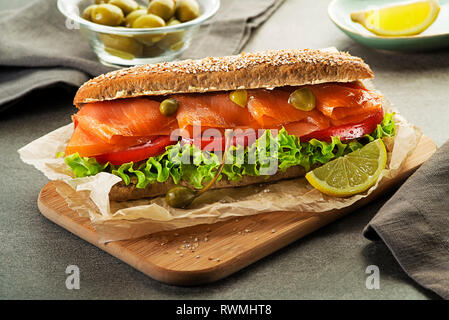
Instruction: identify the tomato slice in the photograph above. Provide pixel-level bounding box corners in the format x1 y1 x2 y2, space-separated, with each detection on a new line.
182 130 262 152
92 110 384 164
300 108 384 142
94 136 175 165
183 110 384 151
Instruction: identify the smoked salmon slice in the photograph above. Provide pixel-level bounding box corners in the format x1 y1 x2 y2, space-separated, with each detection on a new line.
307 83 383 120
65 125 154 157
247 89 321 127
74 97 178 143
173 92 260 131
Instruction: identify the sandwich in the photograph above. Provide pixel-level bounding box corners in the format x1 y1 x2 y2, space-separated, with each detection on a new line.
62 49 396 206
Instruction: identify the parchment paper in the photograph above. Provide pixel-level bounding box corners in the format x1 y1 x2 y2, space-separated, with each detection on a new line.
19 101 422 243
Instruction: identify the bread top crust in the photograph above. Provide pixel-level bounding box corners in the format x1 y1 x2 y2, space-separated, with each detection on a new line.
74 49 374 106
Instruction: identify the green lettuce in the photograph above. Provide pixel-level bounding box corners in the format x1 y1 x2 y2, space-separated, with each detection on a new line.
64 113 396 189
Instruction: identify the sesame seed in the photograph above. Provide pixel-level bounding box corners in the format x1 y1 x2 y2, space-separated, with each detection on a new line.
271 229 276 233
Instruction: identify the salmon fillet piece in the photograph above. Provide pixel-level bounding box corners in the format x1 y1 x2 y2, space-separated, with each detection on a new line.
74 97 178 143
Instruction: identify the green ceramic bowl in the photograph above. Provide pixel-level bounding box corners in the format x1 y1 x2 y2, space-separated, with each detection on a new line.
328 0 449 51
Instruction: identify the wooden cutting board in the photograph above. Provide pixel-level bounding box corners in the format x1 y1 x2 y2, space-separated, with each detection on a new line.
38 136 436 285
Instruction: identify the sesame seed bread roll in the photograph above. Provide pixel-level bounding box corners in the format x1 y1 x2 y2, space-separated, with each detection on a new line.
74 49 373 105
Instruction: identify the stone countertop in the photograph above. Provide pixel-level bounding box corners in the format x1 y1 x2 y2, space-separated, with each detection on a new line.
0 0 446 299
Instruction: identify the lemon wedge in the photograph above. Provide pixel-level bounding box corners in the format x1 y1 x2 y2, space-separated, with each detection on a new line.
350 0 440 36
305 139 387 197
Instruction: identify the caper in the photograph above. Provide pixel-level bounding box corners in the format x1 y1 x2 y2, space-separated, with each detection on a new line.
109 0 139 15
159 98 179 116
166 186 197 208
82 4 98 21
229 89 247 107
148 0 176 21
175 0 200 22
91 3 124 26
288 88 316 111
124 9 147 27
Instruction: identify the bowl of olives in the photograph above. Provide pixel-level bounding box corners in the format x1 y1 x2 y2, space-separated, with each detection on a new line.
58 0 220 67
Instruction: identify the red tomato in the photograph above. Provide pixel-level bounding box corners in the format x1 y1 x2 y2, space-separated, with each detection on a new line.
300 109 384 142
94 110 384 164
184 110 384 150
182 130 262 152
94 136 175 165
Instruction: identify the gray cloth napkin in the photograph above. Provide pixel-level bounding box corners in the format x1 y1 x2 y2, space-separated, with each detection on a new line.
363 140 449 299
0 0 283 110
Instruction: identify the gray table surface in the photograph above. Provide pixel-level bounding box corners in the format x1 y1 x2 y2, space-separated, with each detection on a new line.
1 0 447 300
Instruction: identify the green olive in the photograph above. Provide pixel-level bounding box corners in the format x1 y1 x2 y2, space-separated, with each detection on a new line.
157 19 184 49
99 34 143 56
288 88 316 111
109 0 139 15
104 47 135 60
170 41 184 51
124 9 147 27
142 44 166 57
91 4 124 26
148 0 176 21
175 0 200 22
132 13 166 28
82 4 98 21
167 17 181 25
133 14 166 44
159 98 179 116
165 186 197 208
229 89 247 107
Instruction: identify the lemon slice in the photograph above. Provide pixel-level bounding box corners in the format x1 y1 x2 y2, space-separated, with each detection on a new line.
305 139 387 197
350 0 440 36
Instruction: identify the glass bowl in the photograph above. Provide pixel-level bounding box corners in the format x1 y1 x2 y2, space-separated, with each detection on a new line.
58 0 220 67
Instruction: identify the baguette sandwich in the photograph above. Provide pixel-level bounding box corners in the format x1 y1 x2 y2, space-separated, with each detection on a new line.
62 49 396 204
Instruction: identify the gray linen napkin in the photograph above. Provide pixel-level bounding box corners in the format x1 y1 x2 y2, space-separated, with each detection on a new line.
0 0 283 110
363 140 449 299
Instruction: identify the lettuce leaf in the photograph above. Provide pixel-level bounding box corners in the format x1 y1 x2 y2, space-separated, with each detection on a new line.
64 153 110 178
64 113 396 188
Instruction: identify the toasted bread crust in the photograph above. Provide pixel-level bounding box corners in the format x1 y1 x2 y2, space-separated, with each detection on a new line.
74 49 373 106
